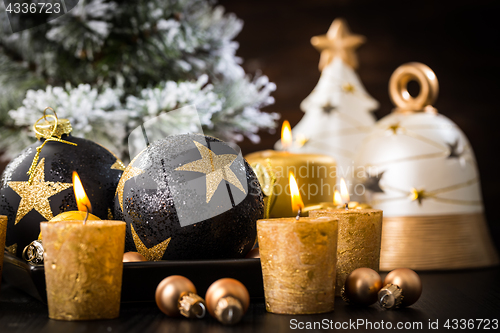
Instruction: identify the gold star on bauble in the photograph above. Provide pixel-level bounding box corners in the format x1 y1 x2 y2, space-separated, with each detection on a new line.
8 158 73 225
111 159 126 171
311 18 365 70
115 162 145 211
130 224 171 261
176 141 246 203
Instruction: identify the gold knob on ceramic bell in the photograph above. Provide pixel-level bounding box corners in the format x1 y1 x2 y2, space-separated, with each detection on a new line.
206 278 250 325
389 62 439 113
155 275 206 319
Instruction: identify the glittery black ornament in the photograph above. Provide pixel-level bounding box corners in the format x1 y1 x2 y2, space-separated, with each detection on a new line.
114 134 264 260
0 133 124 258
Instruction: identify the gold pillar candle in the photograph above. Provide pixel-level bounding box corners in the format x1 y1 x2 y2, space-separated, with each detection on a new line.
0 216 7 289
246 120 337 218
37 171 101 240
309 209 383 296
41 221 126 321
245 150 336 217
49 211 101 222
257 217 339 314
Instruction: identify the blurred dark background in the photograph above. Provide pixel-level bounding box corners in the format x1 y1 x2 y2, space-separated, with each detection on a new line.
219 0 500 249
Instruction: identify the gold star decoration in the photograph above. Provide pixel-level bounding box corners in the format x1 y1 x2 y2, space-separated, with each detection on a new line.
115 161 145 211
8 158 73 225
410 188 428 205
176 141 246 203
342 83 356 93
111 159 126 171
387 123 402 135
310 18 365 71
130 224 171 261
5 243 17 255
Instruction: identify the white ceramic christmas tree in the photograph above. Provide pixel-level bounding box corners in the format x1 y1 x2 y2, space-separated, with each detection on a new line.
276 19 378 182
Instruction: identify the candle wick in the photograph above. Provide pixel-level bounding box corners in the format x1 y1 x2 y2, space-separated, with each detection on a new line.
295 208 301 220
83 204 90 225
345 203 349 211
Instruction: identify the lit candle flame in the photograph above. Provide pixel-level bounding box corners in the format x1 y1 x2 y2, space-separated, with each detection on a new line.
72 171 92 213
281 120 292 151
333 190 342 206
340 178 350 204
289 171 304 216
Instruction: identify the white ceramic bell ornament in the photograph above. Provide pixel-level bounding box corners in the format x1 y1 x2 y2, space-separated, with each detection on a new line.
355 62 498 270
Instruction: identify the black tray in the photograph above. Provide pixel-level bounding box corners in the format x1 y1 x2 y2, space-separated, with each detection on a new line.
2 252 264 303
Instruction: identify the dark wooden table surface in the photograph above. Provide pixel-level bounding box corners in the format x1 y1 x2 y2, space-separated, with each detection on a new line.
1 267 499 333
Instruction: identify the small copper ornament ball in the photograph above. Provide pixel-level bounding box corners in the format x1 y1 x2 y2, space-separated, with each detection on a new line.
343 268 382 306
384 268 422 306
206 278 250 324
156 275 197 316
123 252 147 262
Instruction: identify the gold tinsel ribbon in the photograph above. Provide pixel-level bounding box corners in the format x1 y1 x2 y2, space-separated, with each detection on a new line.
27 107 77 184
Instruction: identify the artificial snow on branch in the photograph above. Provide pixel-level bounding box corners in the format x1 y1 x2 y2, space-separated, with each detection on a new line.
0 0 278 160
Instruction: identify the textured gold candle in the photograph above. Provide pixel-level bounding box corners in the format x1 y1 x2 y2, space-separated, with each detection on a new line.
309 209 383 296
0 216 7 289
257 217 338 314
245 150 337 217
41 221 126 321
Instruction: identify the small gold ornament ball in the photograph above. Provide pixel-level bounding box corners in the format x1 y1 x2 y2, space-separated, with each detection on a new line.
344 268 382 306
123 252 147 262
384 268 422 306
155 275 197 316
245 248 260 258
206 278 250 323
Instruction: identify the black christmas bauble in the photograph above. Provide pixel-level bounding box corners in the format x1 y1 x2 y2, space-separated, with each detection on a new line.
0 129 124 257
114 134 264 260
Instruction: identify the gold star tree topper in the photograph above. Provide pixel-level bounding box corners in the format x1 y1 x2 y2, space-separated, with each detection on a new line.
176 141 246 203
8 158 73 225
311 18 365 71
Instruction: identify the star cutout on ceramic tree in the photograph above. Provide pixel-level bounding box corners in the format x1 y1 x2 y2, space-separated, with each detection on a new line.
310 18 365 71
363 171 385 193
176 141 246 203
7 158 73 225
322 104 336 114
130 224 171 261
